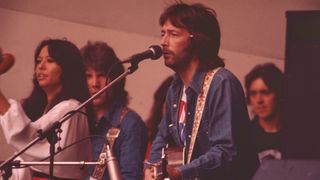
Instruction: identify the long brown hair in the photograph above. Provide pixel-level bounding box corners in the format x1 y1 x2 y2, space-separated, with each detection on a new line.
81 41 129 106
160 2 225 69
23 39 91 121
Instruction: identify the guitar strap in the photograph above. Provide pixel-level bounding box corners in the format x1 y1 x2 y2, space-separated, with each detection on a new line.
91 106 129 179
186 68 220 164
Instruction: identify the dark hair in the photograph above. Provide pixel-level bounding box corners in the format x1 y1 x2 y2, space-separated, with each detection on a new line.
146 76 173 141
245 63 284 104
160 2 224 69
80 41 128 105
22 39 91 121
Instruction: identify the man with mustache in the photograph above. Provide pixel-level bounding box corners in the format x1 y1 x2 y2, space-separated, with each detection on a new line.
146 2 258 180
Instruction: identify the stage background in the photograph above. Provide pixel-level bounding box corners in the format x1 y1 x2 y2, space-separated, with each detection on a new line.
1 0 317 160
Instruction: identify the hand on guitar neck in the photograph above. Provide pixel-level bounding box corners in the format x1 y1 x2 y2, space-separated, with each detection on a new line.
166 165 182 180
0 48 15 75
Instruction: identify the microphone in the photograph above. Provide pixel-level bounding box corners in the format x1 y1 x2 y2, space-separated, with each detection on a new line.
90 143 122 180
122 45 162 64
105 144 122 180
0 50 15 75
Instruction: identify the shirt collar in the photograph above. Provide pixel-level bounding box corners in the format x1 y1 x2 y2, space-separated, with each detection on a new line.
172 66 207 95
102 100 123 121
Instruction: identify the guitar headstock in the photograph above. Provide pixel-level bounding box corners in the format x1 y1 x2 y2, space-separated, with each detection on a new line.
0 48 15 75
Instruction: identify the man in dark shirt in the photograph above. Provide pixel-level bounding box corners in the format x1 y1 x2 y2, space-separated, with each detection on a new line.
245 63 284 162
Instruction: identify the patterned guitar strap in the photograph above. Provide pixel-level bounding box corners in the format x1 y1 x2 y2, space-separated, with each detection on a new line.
186 68 220 164
91 106 129 180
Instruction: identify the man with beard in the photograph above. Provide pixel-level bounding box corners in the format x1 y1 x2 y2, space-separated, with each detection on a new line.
145 2 258 180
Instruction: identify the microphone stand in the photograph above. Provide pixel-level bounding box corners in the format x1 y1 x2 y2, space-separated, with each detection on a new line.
0 62 139 180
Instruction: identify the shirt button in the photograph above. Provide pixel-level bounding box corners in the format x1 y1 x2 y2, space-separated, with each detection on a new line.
188 135 191 138
173 104 177 108
187 112 191 115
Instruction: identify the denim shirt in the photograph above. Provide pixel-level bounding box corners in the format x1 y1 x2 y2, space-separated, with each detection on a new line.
87 101 147 180
149 67 258 180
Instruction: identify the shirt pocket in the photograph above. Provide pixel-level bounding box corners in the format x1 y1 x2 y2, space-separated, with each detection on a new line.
197 117 210 136
196 118 210 148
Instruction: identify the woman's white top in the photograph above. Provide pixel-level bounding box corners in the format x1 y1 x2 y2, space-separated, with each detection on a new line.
0 99 92 179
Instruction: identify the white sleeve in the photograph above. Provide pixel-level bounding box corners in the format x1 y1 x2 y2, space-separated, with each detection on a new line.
0 99 91 179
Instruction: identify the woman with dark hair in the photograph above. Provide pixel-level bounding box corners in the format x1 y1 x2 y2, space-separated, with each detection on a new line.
0 39 91 179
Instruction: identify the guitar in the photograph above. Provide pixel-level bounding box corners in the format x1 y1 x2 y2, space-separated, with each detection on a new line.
0 49 15 75
144 147 183 180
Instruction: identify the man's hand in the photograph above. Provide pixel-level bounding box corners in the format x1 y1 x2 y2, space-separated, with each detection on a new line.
143 167 153 180
167 165 182 180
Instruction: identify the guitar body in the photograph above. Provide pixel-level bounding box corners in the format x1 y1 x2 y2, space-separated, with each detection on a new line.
144 147 183 180
164 147 184 167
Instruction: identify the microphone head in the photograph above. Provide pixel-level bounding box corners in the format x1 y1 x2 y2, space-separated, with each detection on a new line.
0 53 15 75
149 45 163 60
